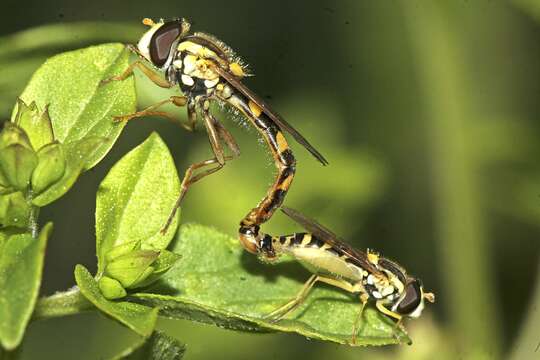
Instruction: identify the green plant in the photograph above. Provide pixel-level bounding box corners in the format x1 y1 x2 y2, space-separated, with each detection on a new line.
0 43 408 358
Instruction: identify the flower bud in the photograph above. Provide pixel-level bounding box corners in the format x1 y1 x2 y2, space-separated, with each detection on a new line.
104 250 159 289
31 142 66 194
98 276 127 300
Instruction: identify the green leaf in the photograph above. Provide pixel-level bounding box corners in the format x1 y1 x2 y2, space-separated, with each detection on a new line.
13 99 54 150
31 142 66 194
74 264 158 337
0 223 52 350
0 192 31 228
96 133 180 275
31 136 107 206
0 22 140 118
118 331 186 360
133 224 410 346
14 43 136 169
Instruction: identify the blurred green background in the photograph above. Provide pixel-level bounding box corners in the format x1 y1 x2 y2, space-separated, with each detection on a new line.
2 0 540 359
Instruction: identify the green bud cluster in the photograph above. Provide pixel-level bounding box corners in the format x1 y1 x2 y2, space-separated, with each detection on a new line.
0 100 65 196
98 240 181 300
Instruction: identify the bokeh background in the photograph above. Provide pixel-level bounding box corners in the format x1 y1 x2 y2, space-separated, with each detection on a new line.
1 1 540 359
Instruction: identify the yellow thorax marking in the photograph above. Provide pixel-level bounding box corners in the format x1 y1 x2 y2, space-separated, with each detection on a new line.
178 41 219 60
367 249 379 265
229 62 245 77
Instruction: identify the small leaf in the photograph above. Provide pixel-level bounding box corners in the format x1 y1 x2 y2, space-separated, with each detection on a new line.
96 133 180 275
13 99 54 150
0 223 52 350
14 43 136 169
0 192 31 228
74 264 158 337
133 224 410 346
31 142 66 194
0 22 141 118
31 136 107 206
119 331 186 360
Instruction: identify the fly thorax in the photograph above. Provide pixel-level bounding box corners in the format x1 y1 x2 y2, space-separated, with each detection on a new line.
364 273 398 301
175 50 220 96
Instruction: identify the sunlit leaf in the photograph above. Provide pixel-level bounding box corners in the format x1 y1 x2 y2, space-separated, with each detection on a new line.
0 22 140 118
134 224 410 346
14 43 136 169
95 133 180 275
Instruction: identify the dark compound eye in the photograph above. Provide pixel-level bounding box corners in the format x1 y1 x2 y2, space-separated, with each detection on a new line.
149 21 182 67
396 280 422 315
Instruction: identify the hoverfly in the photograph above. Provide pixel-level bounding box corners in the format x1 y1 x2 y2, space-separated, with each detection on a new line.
102 18 328 252
256 207 435 344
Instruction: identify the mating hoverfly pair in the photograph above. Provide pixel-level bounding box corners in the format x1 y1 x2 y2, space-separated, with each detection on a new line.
103 17 435 343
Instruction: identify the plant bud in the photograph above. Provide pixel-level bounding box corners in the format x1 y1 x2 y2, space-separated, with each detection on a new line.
31 142 66 194
105 250 159 289
98 276 127 300
0 145 38 191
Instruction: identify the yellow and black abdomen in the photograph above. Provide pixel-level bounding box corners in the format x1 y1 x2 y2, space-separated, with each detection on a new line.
272 233 366 282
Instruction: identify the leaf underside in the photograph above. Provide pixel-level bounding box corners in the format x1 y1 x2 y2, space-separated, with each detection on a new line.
134 224 410 346
118 331 186 360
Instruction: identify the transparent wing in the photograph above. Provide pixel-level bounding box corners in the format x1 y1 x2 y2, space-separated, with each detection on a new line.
281 207 381 274
210 63 329 166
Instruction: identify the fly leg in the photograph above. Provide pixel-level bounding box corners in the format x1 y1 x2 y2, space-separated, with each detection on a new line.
351 293 369 345
161 99 240 233
112 96 194 130
161 155 233 233
101 59 172 88
264 274 318 321
264 275 360 323
101 55 195 131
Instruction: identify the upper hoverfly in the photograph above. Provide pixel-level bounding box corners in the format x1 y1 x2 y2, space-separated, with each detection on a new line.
103 18 328 251
258 207 435 344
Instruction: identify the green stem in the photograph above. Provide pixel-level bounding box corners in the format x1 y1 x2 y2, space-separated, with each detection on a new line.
25 190 39 238
33 288 93 320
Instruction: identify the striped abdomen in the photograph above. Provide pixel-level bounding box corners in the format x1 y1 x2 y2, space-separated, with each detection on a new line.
221 88 296 253
261 232 367 282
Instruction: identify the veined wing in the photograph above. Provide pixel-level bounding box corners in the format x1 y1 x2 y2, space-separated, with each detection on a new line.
209 63 329 166
281 207 381 275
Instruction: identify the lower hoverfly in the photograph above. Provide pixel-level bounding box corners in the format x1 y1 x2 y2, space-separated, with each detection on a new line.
102 18 328 252
257 207 435 344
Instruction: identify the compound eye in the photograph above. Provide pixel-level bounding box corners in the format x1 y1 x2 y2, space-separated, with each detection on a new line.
396 280 422 315
149 21 182 67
